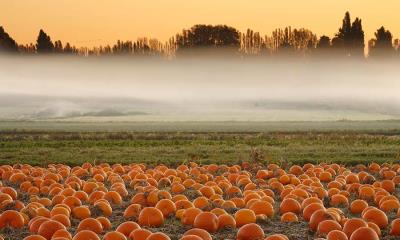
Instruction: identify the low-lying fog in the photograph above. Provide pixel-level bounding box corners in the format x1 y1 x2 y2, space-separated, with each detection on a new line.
0 56 399 121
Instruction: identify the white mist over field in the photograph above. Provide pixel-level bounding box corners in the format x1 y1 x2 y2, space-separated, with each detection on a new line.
0 56 399 121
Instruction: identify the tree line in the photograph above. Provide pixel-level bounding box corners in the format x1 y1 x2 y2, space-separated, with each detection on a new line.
1 12 399 59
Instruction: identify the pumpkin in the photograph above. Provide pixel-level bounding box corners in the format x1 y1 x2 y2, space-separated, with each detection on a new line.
138 207 164 227
236 223 265 240
193 212 219 232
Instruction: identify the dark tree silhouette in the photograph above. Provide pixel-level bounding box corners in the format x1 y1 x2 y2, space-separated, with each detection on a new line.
332 12 351 51
266 27 317 57
350 18 365 57
36 29 54 53
63 42 78 54
54 40 63 53
314 35 333 57
0 26 18 53
317 36 331 49
241 29 266 55
175 25 240 55
18 43 36 54
4 13 400 59
332 12 364 57
368 26 395 58
108 38 163 56
395 39 400 56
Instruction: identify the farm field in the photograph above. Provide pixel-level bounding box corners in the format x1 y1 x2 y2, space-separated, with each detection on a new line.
0 127 400 166
0 159 400 239
0 122 400 239
1 120 400 132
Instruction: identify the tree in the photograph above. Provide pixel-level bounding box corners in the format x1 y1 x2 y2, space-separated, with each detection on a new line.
36 29 54 53
175 24 240 55
266 27 316 57
54 40 63 53
368 26 395 58
314 35 333 57
395 39 400 56
0 26 18 53
332 12 365 57
241 29 266 55
350 18 365 57
332 12 351 50
63 42 77 54
317 36 331 49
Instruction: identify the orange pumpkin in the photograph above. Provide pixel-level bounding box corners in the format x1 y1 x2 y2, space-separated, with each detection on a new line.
234 209 256 227
236 223 265 240
116 221 140 237
349 227 379 240
193 212 219 232
72 230 100 240
37 220 66 240
138 207 164 227
0 210 25 229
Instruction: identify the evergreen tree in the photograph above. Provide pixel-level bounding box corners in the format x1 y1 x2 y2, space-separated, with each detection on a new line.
333 12 351 50
36 29 54 53
332 12 365 57
350 18 365 57
63 42 77 54
0 26 18 53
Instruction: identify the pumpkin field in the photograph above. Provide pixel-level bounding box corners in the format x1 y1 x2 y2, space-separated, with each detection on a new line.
0 128 400 240
1 159 400 240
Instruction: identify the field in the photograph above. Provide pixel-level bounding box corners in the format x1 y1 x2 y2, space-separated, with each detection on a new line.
0 121 400 240
1 120 400 166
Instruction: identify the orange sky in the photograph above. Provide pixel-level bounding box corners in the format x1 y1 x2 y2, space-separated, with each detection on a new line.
1 0 399 47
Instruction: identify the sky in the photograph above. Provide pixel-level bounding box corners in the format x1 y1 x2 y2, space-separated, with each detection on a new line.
1 0 399 47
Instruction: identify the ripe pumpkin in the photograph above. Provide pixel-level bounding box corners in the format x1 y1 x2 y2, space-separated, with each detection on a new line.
350 200 368 214
193 212 219 232
218 214 236 229
279 198 301 214
96 216 112 230
390 218 400 236
343 218 368 238
155 199 176 218
123 204 142 220
72 205 91 220
72 230 100 240
349 227 379 240
146 232 171 240
326 230 348 240
236 223 265 240
138 207 164 227
52 229 72 239
0 210 25 229
103 231 127 240
362 208 388 229
129 229 152 240
76 218 103 234
317 220 342 236
234 209 256 227
249 201 274 217
183 228 212 240
309 209 336 231
281 212 298 222
51 214 71 228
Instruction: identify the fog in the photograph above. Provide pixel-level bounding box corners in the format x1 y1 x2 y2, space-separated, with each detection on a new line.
0 56 399 121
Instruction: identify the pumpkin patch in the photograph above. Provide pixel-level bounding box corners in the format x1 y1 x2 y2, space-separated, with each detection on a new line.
0 161 399 239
